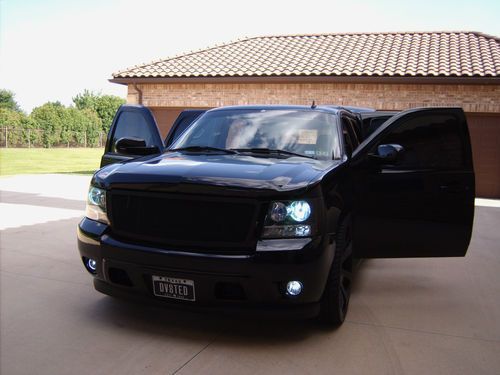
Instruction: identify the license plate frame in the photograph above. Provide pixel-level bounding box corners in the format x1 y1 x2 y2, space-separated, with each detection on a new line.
152 275 196 301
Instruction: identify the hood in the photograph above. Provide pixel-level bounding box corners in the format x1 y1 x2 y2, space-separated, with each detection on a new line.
94 152 342 192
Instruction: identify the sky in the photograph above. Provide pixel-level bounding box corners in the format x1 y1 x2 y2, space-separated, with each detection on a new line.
1 0 499 113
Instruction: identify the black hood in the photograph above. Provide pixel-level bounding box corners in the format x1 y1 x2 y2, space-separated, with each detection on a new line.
93 152 342 193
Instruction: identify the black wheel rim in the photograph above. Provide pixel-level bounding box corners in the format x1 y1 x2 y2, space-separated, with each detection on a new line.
339 227 353 319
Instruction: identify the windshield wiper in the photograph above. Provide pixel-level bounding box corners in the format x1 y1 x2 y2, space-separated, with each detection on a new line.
169 146 238 154
231 148 315 159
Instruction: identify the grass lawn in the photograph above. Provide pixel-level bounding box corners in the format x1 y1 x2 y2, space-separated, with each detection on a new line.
0 148 104 176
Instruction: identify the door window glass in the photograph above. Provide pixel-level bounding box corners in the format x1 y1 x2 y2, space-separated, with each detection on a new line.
380 114 465 169
341 117 358 155
166 113 203 147
111 112 155 153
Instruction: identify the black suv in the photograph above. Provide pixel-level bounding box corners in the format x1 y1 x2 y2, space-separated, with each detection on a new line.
78 104 475 325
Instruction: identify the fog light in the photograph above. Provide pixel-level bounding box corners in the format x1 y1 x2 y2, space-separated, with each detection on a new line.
286 280 303 296
85 257 97 273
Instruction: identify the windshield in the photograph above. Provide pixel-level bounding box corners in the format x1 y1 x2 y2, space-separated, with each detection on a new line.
171 109 341 160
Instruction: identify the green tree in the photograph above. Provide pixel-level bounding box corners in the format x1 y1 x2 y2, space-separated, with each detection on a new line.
0 89 21 112
64 107 102 146
73 90 125 133
30 102 103 147
30 102 66 147
0 108 25 127
0 108 37 146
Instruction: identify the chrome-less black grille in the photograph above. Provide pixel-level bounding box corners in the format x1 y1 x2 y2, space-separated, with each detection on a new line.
108 190 258 252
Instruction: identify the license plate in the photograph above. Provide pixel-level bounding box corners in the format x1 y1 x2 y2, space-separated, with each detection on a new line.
152 275 195 301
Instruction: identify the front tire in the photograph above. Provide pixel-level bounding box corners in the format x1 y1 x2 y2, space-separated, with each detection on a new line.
319 216 353 326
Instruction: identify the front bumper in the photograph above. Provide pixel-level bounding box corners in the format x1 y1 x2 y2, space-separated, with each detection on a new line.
77 217 334 318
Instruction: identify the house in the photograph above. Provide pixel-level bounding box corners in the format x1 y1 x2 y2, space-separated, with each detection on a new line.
110 31 500 198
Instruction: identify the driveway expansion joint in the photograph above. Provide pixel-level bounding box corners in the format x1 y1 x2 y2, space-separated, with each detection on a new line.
171 338 218 375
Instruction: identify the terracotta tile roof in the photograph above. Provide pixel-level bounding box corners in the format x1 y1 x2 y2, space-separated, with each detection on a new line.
113 32 500 79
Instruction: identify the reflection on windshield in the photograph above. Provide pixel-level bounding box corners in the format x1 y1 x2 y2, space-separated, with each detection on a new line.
172 109 340 160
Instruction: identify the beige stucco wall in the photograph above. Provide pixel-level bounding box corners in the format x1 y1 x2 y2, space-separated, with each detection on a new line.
127 82 500 113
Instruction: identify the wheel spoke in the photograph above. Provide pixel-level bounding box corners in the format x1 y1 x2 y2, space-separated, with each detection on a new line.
341 243 353 261
340 283 347 300
320 218 354 324
339 283 348 311
340 264 352 315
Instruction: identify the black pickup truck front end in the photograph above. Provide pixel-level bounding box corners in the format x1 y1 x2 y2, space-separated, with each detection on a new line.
77 175 339 318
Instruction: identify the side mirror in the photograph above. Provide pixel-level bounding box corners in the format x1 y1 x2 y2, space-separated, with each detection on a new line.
370 144 404 163
115 137 159 155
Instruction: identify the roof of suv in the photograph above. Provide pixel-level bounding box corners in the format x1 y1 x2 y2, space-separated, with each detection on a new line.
206 104 377 115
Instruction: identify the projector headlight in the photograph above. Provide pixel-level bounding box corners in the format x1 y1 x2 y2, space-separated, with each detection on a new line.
287 201 311 222
85 186 109 224
262 200 313 239
269 202 288 222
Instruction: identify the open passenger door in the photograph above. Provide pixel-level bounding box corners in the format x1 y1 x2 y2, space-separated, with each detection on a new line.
101 105 164 167
351 107 475 258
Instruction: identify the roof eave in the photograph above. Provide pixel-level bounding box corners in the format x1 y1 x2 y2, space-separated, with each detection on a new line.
109 75 500 85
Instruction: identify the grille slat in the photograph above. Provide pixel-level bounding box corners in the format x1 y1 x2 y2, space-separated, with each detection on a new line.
109 190 258 253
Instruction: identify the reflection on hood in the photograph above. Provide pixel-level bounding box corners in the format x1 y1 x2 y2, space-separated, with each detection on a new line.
95 152 341 192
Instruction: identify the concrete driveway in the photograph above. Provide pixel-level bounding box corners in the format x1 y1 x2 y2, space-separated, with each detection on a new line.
1 174 499 375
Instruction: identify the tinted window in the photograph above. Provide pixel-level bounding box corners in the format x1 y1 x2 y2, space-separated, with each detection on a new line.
381 114 465 169
166 112 203 147
341 117 360 155
365 117 392 137
173 109 341 160
111 112 155 153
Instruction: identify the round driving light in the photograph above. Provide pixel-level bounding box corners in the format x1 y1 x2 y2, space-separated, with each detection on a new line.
87 258 97 272
287 201 311 222
286 280 303 296
270 202 287 222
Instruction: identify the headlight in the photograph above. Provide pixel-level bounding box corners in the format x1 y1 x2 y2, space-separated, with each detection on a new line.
269 202 288 222
85 186 109 224
287 201 311 222
262 200 313 239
